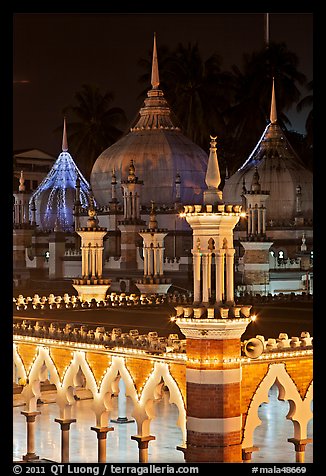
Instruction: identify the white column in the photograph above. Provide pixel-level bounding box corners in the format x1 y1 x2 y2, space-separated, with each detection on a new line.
159 247 164 275
97 246 103 278
202 253 209 303
207 253 212 300
153 246 158 275
248 207 252 235
148 248 154 276
81 247 86 277
215 250 224 304
91 247 96 278
123 192 128 219
257 207 262 234
143 246 148 276
193 251 201 303
262 207 266 234
226 249 235 304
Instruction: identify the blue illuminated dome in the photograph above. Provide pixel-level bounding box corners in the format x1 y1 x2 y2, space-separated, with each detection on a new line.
29 119 93 232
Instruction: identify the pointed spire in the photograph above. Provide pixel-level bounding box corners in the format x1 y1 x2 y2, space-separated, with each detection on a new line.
62 116 68 152
270 77 277 124
205 136 221 190
151 32 160 89
149 201 158 230
251 166 261 192
264 13 270 47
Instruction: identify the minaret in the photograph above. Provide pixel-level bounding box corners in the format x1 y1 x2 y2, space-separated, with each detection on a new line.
240 166 273 295
175 137 253 463
48 118 70 279
13 171 32 226
270 77 277 124
136 202 171 295
118 160 145 269
72 200 111 302
13 170 34 270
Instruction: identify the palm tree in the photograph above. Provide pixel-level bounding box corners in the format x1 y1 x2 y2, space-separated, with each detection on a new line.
58 84 127 180
225 41 307 172
297 80 313 148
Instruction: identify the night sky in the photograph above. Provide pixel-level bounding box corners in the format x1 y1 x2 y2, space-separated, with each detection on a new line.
13 12 313 156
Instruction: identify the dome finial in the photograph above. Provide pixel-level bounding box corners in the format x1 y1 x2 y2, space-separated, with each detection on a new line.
19 170 25 192
270 77 277 124
205 135 221 190
151 32 160 89
62 116 68 152
149 200 158 230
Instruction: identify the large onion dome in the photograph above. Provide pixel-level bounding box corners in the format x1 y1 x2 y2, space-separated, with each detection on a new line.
29 118 93 232
223 79 313 223
90 34 208 207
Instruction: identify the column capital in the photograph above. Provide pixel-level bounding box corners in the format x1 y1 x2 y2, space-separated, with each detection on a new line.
91 426 114 439
287 437 313 452
131 435 156 449
21 411 41 422
242 446 259 461
54 418 76 431
175 317 251 340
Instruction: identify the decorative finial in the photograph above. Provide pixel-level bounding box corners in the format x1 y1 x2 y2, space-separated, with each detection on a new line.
151 32 160 89
149 200 158 230
111 168 117 184
19 170 25 192
251 165 261 192
62 116 68 152
87 194 98 228
270 77 277 124
205 135 221 190
301 232 307 252
128 159 136 182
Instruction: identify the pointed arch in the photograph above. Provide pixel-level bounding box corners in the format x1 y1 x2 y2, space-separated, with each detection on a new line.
137 361 186 443
242 363 313 448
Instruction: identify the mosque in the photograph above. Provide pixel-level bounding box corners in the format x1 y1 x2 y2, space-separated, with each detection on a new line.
12 35 313 464
13 35 313 299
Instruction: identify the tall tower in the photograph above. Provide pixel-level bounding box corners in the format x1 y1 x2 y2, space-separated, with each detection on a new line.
175 136 253 463
240 168 273 295
118 160 145 269
72 199 111 302
13 171 34 270
136 202 171 294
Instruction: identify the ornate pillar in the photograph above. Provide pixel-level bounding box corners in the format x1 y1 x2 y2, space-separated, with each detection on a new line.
131 435 155 463
91 426 114 463
21 411 41 461
201 253 209 304
54 418 76 463
175 317 251 462
143 246 148 276
193 252 201 304
215 250 224 304
225 249 235 304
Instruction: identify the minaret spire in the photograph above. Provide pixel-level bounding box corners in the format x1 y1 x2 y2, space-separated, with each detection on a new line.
205 136 221 190
151 32 160 89
270 77 277 124
62 116 68 152
264 13 270 47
